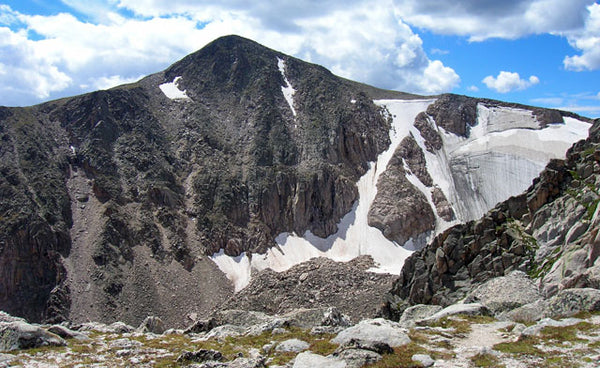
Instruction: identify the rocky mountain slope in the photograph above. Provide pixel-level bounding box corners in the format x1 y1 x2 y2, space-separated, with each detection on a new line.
384 116 600 320
0 34 591 328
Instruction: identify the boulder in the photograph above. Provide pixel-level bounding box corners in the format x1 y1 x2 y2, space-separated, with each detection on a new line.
0 321 66 352
321 307 352 327
335 348 381 368
204 325 246 340
500 299 549 323
418 303 489 324
245 318 289 336
176 349 223 363
335 338 393 355
275 338 310 353
225 356 267 368
412 354 435 367
137 316 166 334
543 288 600 318
464 271 541 315
520 317 584 337
292 351 346 368
399 304 443 327
0 312 25 324
332 318 410 347
46 325 90 341
184 318 217 334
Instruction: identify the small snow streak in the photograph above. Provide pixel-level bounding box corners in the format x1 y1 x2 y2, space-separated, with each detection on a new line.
277 57 297 117
159 76 190 100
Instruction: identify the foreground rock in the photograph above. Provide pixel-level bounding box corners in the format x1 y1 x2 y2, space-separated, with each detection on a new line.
293 352 346 368
0 321 66 352
331 318 410 347
464 271 541 315
2 309 599 367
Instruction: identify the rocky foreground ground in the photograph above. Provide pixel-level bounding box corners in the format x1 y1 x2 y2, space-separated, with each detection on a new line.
2 280 600 368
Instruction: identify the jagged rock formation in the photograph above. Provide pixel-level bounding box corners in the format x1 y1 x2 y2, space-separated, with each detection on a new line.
384 118 600 320
0 35 409 326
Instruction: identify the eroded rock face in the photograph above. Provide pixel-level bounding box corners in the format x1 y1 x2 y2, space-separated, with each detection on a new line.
368 140 435 246
0 35 401 326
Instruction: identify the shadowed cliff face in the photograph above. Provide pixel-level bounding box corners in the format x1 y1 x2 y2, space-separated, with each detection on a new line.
0 35 406 325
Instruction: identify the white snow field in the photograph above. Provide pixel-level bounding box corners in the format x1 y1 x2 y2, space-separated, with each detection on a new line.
442 105 590 221
277 57 297 117
211 99 591 291
159 76 190 100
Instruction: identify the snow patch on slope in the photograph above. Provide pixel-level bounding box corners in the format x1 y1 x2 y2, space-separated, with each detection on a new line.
277 58 297 117
211 99 435 291
159 76 190 100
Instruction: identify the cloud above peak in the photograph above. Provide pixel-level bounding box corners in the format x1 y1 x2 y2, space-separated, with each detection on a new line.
0 1 460 106
483 71 540 93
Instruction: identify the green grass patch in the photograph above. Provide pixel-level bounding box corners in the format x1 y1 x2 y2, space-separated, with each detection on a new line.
470 353 505 367
540 322 596 344
493 336 541 355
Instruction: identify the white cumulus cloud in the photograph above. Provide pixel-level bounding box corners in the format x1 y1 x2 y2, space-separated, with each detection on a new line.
563 3 600 71
482 71 540 93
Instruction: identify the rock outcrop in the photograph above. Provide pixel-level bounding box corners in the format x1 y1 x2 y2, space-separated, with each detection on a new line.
384 117 600 320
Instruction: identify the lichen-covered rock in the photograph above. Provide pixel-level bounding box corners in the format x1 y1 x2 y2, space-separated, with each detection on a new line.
275 338 310 353
543 288 600 318
176 349 223 363
292 351 346 368
464 271 541 315
399 304 443 327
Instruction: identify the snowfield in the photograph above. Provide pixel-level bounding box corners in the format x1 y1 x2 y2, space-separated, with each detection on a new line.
211 99 591 292
159 76 190 100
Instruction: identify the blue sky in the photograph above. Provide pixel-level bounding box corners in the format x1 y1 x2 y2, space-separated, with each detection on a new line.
1 0 599 117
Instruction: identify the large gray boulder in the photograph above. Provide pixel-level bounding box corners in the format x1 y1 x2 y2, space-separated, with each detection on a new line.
418 303 489 324
46 325 90 341
335 348 381 368
332 318 410 347
500 299 549 323
464 271 541 315
399 304 443 327
293 352 346 368
0 321 66 352
543 288 600 318
275 339 310 353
